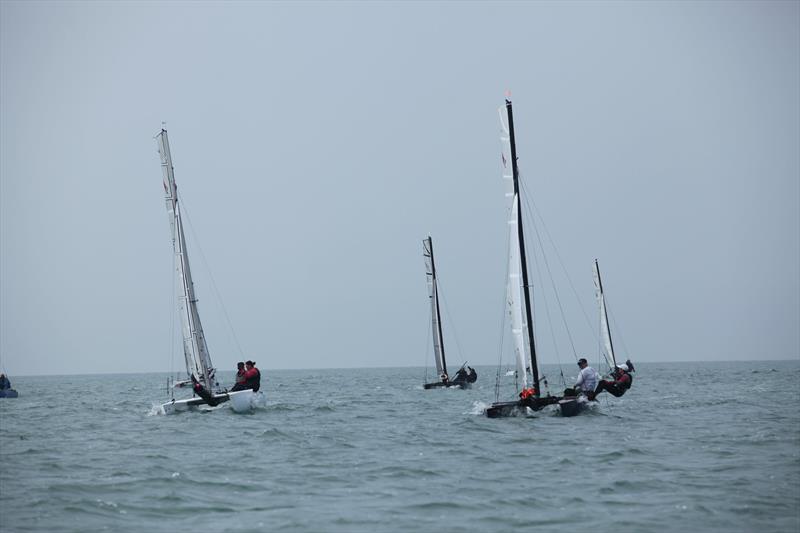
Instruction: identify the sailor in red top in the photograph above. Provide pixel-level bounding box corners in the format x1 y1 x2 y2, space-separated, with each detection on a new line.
242 360 261 393
592 362 634 399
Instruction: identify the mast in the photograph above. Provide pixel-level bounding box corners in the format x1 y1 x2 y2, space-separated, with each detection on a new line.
593 259 617 370
424 236 448 378
157 129 216 392
506 99 540 395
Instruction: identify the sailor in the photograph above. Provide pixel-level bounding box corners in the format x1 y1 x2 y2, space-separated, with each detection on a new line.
592 362 634 398
243 360 261 392
466 366 478 383
191 374 220 406
231 362 247 391
0 373 10 390
440 372 449 384
574 358 599 396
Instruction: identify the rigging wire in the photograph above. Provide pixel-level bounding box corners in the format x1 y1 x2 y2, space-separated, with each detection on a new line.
520 180 579 361
436 278 467 367
177 191 247 362
526 185 598 341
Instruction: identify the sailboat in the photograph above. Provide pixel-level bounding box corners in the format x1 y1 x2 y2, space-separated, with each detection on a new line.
156 129 259 414
0 373 18 398
422 236 477 389
485 100 561 418
559 259 634 416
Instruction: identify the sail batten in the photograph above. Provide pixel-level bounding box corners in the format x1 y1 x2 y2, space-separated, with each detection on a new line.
157 130 216 392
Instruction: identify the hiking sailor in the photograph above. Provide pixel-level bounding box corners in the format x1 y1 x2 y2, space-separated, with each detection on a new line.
592 361 634 399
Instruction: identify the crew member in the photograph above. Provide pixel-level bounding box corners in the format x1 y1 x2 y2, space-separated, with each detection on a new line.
243 360 261 392
593 363 633 398
231 362 247 391
574 358 599 396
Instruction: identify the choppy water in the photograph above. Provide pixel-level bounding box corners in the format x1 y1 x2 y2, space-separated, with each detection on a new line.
1 361 798 532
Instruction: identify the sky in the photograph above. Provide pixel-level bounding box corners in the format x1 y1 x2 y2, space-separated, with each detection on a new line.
1 0 798 376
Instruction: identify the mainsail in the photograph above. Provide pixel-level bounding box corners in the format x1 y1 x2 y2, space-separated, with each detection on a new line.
593 259 617 371
500 99 540 395
423 236 447 378
157 129 217 392
506 196 529 389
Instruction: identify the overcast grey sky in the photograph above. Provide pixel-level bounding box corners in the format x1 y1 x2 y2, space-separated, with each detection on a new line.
1 1 797 376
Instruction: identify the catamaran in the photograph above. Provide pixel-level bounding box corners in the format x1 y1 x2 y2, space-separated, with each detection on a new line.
422 236 477 389
559 259 634 416
156 129 260 414
485 99 562 417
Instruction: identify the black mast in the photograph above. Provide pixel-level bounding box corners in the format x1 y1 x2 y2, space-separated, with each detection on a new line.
427 236 448 377
506 99 540 395
595 259 617 367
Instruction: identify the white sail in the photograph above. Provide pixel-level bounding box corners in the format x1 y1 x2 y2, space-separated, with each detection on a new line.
157 130 217 392
593 259 616 371
507 195 529 389
423 237 446 377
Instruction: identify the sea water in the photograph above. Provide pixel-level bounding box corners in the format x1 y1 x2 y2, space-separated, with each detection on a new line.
0 361 798 533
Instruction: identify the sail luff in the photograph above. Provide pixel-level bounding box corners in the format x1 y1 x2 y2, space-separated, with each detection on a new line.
505 99 540 394
593 259 617 371
424 237 447 377
157 130 216 391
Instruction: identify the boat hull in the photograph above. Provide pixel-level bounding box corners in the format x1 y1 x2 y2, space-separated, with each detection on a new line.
485 396 560 418
423 381 471 390
160 389 258 414
0 389 18 398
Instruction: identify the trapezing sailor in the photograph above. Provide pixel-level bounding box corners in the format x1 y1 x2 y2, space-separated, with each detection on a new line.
590 359 635 400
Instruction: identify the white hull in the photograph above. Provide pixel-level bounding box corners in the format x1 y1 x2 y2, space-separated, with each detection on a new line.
161 389 263 415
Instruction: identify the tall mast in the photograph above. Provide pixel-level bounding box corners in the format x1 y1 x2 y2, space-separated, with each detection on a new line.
506 99 540 395
157 129 216 391
424 236 447 377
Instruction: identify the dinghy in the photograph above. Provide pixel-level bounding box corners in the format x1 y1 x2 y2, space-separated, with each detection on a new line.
156 129 261 414
422 236 477 389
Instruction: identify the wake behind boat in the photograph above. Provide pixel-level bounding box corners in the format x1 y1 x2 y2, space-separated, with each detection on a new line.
421 236 477 390
156 129 262 414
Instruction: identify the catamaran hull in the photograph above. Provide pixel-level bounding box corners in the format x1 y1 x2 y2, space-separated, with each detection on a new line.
161 390 257 414
485 396 560 418
423 381 472 390
0 389 18 398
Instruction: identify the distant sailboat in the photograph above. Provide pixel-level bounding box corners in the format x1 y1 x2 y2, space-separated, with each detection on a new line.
559 259 634 416
485 100 561 417
156 129 260 414
422 236 477 389
0 373 18 398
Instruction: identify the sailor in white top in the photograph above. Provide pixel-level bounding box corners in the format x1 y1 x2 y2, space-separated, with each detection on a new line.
575 358 599 393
